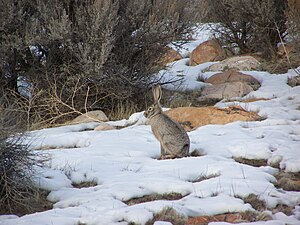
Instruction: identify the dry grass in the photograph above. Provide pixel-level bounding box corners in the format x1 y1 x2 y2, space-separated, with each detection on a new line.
242 194 266 211
145 207 187 225
234 157 268 167
188 173 220 183
272 204 293 216
72 181 98 189
288 76 300 87
124 192 185 206
0 189 52 216
261 54 300 74
275 172 300 191
107 100 139 121
162 89 201 108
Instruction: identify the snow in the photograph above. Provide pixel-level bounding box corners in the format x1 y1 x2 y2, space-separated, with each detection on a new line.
1 24 300 225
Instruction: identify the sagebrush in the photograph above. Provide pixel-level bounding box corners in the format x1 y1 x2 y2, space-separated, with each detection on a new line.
0 0 202 129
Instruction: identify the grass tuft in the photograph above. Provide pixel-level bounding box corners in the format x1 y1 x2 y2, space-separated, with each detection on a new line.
234 157 268 167
72 181 98 189
124 192 185 206
145 207 187 225
242 194 266 211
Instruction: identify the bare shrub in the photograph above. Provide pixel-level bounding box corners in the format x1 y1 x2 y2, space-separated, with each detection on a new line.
207 0 288 58
285 0 300 73
0 125 50 215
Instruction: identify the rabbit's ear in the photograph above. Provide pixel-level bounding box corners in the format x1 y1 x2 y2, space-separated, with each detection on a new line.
152 85 162 103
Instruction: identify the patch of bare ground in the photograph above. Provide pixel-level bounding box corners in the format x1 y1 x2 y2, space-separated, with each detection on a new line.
187 212 251 224
275 171 300 191
124 193 185 206
187 210 275 225
272 204 293 216
234 157 268 167
144 207 187 225
72 181 98 189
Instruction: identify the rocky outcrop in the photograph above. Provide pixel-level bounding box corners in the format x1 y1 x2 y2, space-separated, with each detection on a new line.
165 106 262 131
189 40 226 66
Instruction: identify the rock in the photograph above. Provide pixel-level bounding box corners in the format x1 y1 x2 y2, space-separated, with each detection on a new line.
277 43 295 57
165 106 261 131
94 122 115 131
199 82 254 101
159 47 183 65
205 55 262 71
71 110 109 124
189 40 226 66
205 70 260 89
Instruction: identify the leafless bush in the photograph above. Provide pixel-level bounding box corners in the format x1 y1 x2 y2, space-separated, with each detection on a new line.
0 125 49 215
0 0 201 129
207 0 288 58
286 1 300 54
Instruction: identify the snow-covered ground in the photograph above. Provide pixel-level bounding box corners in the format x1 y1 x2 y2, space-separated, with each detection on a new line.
1 24 300 225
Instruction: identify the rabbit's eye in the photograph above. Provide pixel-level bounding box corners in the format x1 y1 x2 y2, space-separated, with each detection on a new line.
149 106 153 111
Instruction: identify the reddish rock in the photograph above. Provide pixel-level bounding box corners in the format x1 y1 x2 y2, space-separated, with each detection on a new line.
189 40 226 66
205 70 260 88
165 106 261 131
159 47 183 65
199 82 254 101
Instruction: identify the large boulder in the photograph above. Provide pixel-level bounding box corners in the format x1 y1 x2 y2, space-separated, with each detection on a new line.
198 82 254 101
189 40 226 66
165 106 261 131
71 110 109 124
205 70 260 89
205 55 262 72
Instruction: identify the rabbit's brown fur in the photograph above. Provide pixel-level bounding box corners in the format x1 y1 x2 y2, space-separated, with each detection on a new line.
144 85 190 159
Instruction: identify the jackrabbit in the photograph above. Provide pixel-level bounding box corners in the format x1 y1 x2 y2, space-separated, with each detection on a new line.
144 85 190 159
